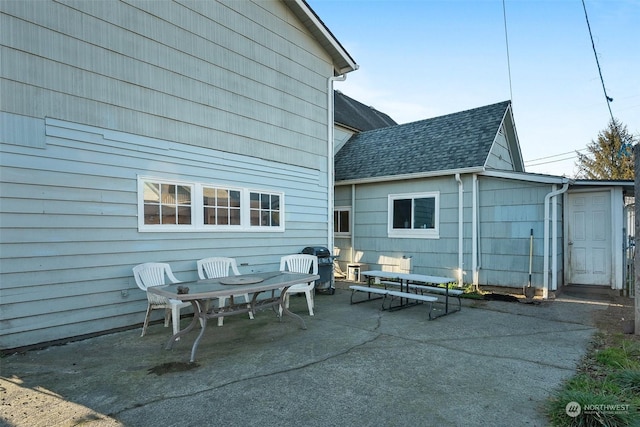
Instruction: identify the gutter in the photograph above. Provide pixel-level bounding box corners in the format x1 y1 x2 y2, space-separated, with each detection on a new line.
327 74 347 251
336 167 485 186
543 180 570 298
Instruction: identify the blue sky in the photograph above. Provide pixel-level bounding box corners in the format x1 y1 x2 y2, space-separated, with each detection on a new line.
308 0 639 177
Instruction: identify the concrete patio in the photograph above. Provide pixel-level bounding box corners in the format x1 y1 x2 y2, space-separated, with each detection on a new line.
1 283 616 427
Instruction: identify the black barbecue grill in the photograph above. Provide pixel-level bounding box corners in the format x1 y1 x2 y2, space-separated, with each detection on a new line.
301 246 336 295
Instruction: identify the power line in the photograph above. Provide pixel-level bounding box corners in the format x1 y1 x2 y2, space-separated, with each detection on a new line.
524 148 586 163
581 0 614 121
525 149 587 163
580 0 630 157
502 0 513 103
526 155 579 168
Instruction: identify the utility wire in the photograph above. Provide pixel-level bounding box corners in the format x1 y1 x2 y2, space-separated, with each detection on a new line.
525 149 587 163
581 0 628 155
526 155 580 167
502 0 513 103
581 0 614 120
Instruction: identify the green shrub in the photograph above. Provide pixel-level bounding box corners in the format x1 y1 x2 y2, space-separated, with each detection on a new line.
610 370 640 394
595 341 640 370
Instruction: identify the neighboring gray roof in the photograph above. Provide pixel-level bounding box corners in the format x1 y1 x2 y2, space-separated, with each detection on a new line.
335 100 511 182
334 91 397 131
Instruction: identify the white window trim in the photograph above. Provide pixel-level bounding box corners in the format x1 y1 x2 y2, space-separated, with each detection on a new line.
137 176 285 232
137 176 196 232
334 206 351 237
247 188 285 231
387 191 440 239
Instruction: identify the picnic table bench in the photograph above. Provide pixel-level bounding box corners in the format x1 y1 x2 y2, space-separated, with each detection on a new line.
348 285 438 318
380 281 463 313
349 270 460 319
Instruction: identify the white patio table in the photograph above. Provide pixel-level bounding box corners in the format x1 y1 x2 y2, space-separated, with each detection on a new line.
148 270 319 362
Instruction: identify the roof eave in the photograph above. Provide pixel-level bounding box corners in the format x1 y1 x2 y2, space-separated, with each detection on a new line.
335 167 486 186
481 169 573 184
572 179 635 192
285 0 358 74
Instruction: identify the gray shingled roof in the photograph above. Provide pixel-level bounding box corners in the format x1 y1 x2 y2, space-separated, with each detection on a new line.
334 91 397 131
335 100 511 182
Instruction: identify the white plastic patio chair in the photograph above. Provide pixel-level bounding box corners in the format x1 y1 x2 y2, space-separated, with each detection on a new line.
196 257 254 326
133 262 200 338
279 254 318 316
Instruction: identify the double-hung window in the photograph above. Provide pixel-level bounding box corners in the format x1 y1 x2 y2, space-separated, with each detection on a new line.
388 192 439 238
334 207 351 236
138 176 284 232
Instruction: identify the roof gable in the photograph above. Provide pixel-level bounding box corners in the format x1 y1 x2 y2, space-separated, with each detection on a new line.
335 101 514 182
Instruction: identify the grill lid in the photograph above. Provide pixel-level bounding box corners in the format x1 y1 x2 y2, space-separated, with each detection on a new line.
301 246 331 257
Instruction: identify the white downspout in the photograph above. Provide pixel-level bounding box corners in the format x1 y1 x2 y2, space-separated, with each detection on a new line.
552 187 558 292
455 174 464 287
472 174 478 288
543 181 569 298
351 184 356 263
327 74 346 252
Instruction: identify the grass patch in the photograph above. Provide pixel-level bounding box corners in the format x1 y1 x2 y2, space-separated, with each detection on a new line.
546 335 640 426
459 284 486 300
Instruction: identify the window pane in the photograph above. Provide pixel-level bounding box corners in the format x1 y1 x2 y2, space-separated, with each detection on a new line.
229 190 240 208
261 211 270 226
144 204 160 224
144 182 160 203
271 211 279 227
216 189 229 207
334 211 339 231
414 198 435 229
161 184 174 203
339 210 349 232
230 208 241 225
176 185 191 204
250 209 260 226
250 192 260 209
177 206 191 224
393 199 412 229
203 187 215 206
217 207 229 225
204 206 215 224
261 194 270 209
162 206 176 224
270 195 280 210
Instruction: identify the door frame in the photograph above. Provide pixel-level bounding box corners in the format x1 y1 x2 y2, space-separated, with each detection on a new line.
563 187 624 289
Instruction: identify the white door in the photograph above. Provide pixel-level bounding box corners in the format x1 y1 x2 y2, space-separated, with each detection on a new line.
567 191 612 285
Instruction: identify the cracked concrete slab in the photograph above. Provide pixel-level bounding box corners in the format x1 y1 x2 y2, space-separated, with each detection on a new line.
1 285 607 426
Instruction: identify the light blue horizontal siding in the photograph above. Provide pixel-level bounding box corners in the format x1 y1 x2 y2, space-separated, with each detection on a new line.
1 0 332 169
337 174 562 288
477 176 562 287
0 115 330 349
